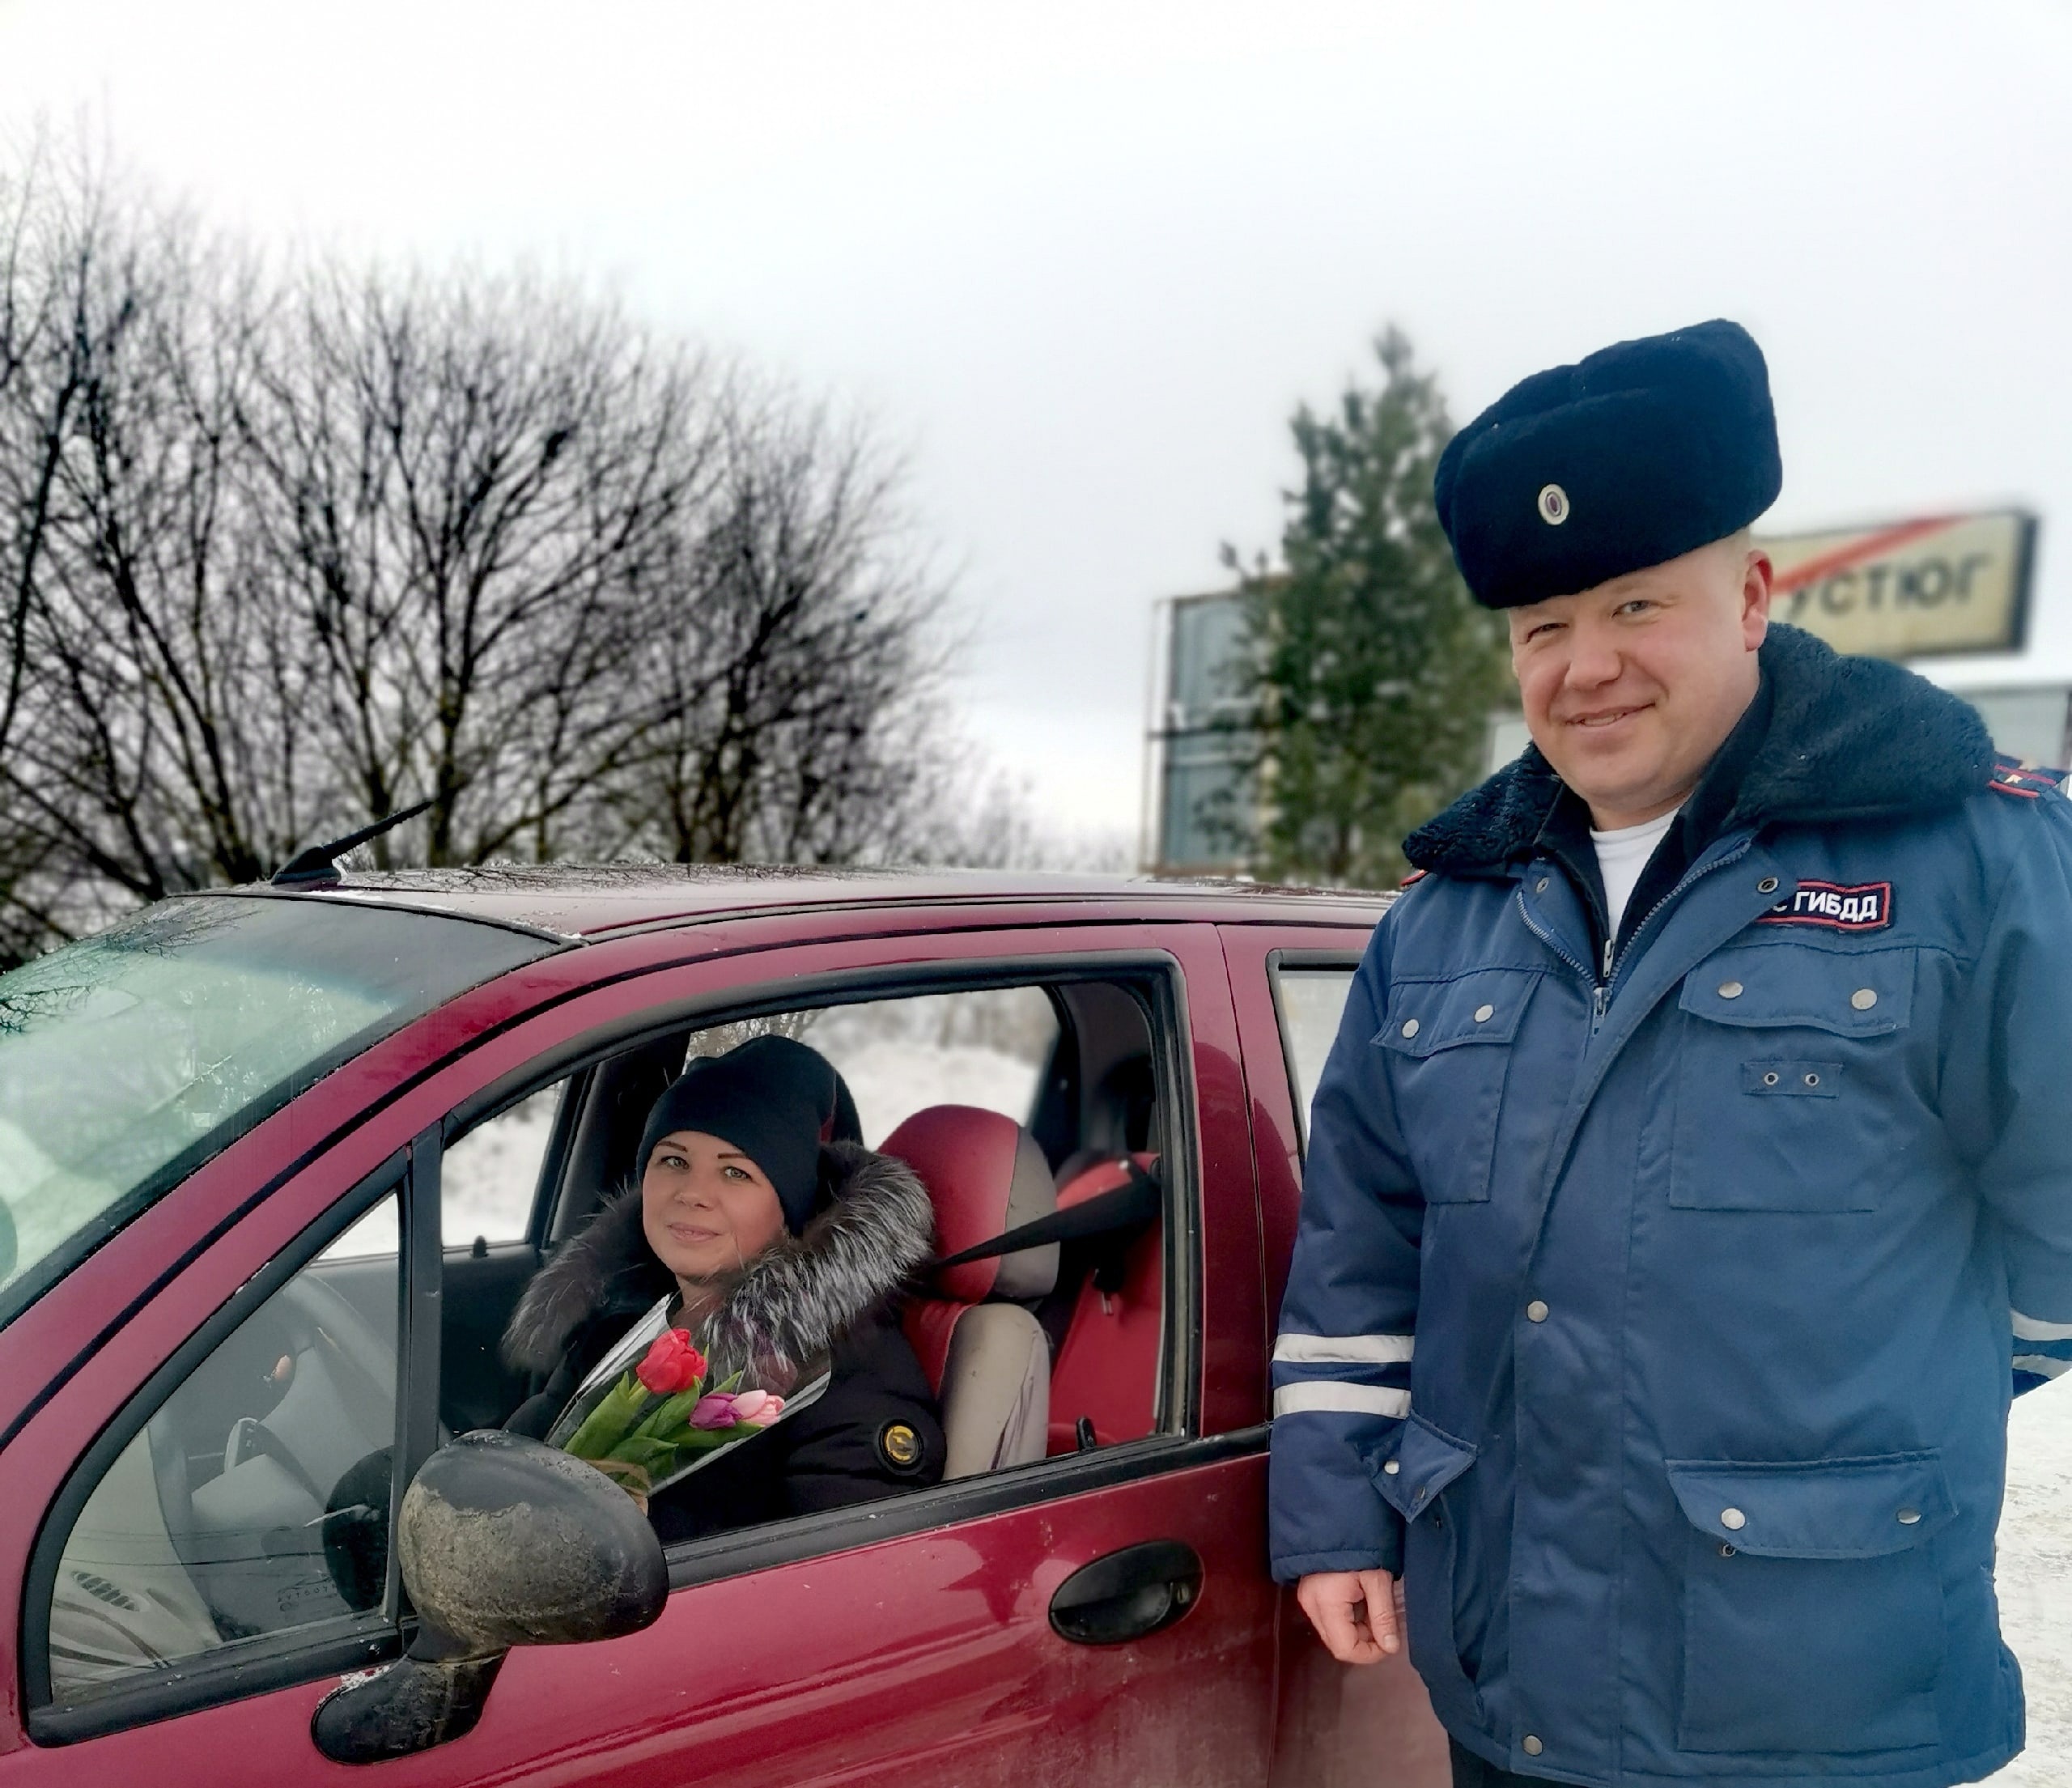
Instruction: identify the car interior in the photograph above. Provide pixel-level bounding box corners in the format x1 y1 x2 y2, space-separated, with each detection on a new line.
40 969 1178 1709
440 974 1172 1475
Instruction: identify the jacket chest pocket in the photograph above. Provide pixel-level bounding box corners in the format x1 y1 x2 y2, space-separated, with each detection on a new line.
1377 967 1543 1204
1670 945 1916 1213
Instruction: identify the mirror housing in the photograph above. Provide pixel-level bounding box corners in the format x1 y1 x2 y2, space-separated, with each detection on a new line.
312 1431 667 1763
397 1428 668 1650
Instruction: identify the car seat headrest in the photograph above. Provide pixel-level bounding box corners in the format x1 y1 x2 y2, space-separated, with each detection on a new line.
881 1105 1059 1302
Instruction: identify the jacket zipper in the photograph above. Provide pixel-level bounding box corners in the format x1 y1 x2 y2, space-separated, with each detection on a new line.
1515 889 1597 995
1520 838 1755 1035
1599 839 1754 1014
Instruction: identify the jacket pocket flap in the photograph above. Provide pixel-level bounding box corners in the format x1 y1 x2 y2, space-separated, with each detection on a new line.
1377 967 1542 1058
1678 945 1913 1038
1665 1453 1955 1558
1364 1412 1478 1522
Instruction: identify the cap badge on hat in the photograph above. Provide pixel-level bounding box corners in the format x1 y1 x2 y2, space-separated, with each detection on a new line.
1537 483 1569 526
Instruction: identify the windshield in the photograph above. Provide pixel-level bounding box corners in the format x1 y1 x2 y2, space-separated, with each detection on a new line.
0 896 555 1331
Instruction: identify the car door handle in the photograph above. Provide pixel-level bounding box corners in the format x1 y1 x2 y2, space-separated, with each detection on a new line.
1049 1540 1204 1645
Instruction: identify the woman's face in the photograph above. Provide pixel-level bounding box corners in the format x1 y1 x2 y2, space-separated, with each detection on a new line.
639 1129 788 1285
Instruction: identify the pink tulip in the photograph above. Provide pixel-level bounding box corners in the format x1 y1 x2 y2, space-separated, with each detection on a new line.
733 1389 784 1427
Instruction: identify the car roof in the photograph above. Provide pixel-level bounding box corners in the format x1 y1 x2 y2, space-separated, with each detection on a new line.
206 863 1391 942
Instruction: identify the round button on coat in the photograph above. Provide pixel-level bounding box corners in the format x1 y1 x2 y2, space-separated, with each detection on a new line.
1898 1507 1921 1525
1757 876 1781 894
1522 1736 1545 1757
1475 1004 1495 1023
1851 988 1878 1010
1382 1459 1400 1475
1718 980 1744 999
1526 1300 1549 1323
1720 1507 1747 1531
1401 1018 1420 1038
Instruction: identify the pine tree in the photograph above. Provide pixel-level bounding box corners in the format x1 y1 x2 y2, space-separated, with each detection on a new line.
1217 328 1509 888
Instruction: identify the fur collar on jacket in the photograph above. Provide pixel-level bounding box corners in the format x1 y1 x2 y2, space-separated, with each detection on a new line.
500 1140 936 1386
1403 622 1997 874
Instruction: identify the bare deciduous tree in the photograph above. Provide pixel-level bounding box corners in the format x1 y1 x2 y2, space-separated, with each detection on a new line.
0 151 970 963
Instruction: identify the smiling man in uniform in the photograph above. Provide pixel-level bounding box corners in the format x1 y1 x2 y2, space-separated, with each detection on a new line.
1267 319 2072 1788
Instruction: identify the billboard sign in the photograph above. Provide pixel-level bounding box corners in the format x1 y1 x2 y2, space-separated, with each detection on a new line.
1763 509 2036 660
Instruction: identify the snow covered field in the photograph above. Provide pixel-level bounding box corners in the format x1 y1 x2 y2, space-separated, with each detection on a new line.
1985 1386 2072 1782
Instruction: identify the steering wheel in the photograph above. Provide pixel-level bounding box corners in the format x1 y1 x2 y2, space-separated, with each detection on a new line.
147 1270 405 1567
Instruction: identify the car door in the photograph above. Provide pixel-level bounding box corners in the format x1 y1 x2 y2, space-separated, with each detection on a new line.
1220 921 1453 1788
5 916 1278 1787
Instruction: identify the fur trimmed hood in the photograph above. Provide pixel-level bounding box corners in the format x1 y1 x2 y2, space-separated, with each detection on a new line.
501 1141 936 1386
1403 622 1997 873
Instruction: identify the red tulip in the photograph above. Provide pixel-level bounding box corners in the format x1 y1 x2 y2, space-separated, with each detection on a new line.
635 1327 707 1395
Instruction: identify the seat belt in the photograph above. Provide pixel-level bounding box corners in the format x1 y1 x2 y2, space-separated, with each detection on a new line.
931 1158 1161 1272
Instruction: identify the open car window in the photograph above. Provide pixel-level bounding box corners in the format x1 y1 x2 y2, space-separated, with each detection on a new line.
519 969 1181 1512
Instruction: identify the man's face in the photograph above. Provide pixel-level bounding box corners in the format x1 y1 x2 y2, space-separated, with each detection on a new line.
1508 535 1773 829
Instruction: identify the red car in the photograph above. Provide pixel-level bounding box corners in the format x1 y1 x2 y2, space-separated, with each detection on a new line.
0 865 1445 1785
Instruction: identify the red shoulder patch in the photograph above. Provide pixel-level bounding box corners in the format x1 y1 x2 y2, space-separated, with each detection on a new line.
1989 758 2068 800
1399 868 1428 887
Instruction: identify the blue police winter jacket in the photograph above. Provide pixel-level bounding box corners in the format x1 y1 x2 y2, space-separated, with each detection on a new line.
1267 626 2072 1788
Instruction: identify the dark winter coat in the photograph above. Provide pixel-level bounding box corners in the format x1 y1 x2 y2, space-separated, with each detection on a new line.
502 1141 946 1545
1268 625 2072 1788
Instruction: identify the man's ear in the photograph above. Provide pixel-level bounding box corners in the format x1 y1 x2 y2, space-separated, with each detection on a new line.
1741 548 1774 651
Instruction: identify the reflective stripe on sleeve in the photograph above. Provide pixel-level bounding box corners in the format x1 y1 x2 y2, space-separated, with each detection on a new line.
1272 1382 1412 1418
2014 1353 2071 1380
2013 1310 2072 1341
1272 1332 1415 1365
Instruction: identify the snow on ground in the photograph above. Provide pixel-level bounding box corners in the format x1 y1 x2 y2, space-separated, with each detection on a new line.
1985 1385 2072 1782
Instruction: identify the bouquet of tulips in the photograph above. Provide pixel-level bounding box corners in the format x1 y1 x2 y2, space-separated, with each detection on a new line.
546 1297 823 1508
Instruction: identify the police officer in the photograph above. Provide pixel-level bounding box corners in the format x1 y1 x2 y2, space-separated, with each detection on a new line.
1267 319 2072 1788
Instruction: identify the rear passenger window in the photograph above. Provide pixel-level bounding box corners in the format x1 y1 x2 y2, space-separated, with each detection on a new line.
1271 963 1357 1148
441 1080 564 1245
689 987 1059 1145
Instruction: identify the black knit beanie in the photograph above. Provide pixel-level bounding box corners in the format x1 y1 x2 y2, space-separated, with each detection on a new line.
635 1035 863 1234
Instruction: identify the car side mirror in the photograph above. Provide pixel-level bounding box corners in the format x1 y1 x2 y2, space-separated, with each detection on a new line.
312 1430 668 1764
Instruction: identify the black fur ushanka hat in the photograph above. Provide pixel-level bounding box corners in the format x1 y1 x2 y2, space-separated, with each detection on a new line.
1434 318 1782 609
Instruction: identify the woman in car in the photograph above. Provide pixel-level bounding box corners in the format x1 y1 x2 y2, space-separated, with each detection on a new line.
500 1034 946 1544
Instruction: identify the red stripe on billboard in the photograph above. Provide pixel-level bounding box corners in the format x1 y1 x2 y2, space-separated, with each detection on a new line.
1769 516 1962 595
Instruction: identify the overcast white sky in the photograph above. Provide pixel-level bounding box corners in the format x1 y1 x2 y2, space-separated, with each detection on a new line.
3 0 2070 844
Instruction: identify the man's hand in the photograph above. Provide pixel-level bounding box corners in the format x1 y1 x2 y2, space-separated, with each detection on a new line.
1295 1568 1403 1664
